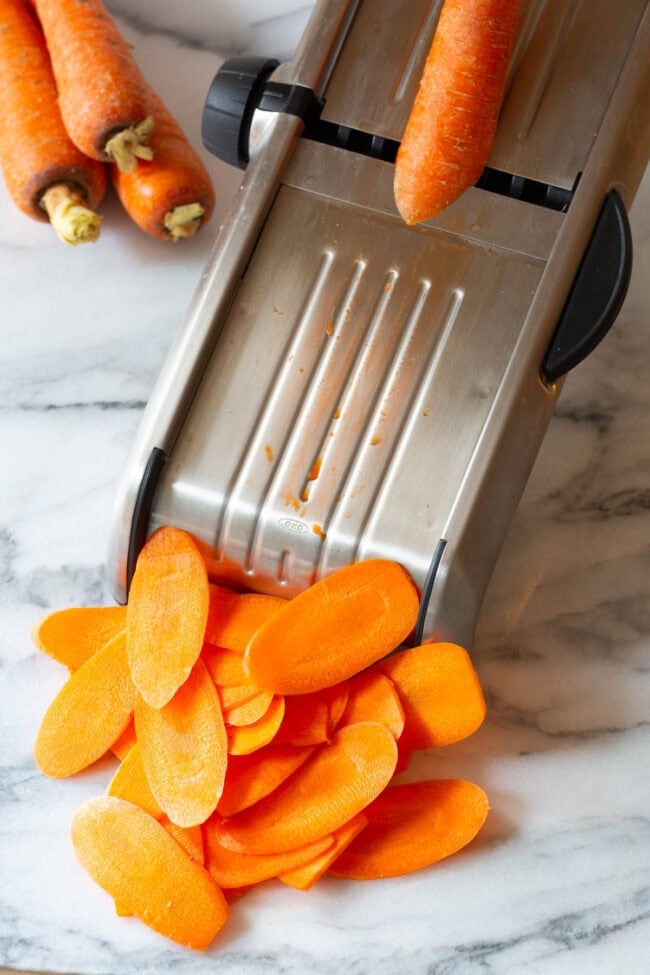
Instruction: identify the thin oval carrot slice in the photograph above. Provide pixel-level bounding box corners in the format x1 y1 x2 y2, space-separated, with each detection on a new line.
107 741 162 819
341 671 405 740
217 744 316 818
273 684 349 747
202 645 247 686
224 690 274 727
127 527 210 708
161 816 205 866
110 719 137 760
34 632 135 778
329 779 489 879
279 812 368 891
204 820 334 888
218 721 398 855
244 560 419 694
218 683 261 711
375 642 486 750
71 796 229 950
32 605 127 671
205 586 286 654
227 695 285 756
135 659 227 828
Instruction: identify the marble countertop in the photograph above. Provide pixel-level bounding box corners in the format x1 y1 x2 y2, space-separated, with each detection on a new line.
1 2 649 973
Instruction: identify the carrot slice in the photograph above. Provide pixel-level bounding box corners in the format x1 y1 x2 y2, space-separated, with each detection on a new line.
204 821 334 888
273 683 349 747
375 642 486 750
202 645 247 686
34 632 134 778
135 659 227 828
227 695 285 756
205 586 286 654
71 797 229 950
224 690 274 727
394 0 519 224
218 683 261 711
341 671 405 740
107 741 162 820
31 606 126 671
218 722 398 854
217 744 316 818
279 813 368 891
244 560 419 694
329 780 489 879
111 719 137 760
127 527 210 708
161 816 205 866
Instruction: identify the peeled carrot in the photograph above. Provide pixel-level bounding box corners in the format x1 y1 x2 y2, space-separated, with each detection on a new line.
204 821 334 888
223 690 275 727
375 642 486 751
33 0 154 171
329 780 489 879
394 0 519 224
227 695 285 756
279 812 368 891
111 719 137 760
218 683 262 711
161 816 205 866
244 560 419 694
0 0 106 245
127 527 210 708
341 671 405 741
202 645 248 686
112 87 215 240
205 586 286 654
217 744 315 818
218 722 398 855
273 683 350 747
71 797 229 950
135 659 228 828
34 632 134 778
32 606 126 671
107 741 162 820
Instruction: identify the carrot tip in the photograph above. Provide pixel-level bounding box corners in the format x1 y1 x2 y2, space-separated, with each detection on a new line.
163 203 205 241
106 116 155 173
40 184 102 246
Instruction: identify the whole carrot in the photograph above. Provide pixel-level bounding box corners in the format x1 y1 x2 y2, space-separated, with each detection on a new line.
33 0 154 172
112 88 215 241
394 0 519 224
0 0 106 244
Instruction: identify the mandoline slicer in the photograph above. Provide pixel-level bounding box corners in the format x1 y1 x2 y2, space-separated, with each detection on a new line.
108 0 650 649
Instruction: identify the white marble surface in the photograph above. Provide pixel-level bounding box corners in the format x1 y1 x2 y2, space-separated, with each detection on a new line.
1 2 650 973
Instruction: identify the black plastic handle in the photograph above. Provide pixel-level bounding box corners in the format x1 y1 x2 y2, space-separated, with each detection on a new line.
202 56 279 169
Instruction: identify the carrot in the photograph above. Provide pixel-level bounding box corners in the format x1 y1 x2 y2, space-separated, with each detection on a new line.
244 560 419 694
205 586 286 654
204 821 334 888
135 659 228 828
279 812 368 891
218 722 398 855
341 671 405 741
34 632 134 777
32 605 126 671
112 87 215 240
394 0 519 224
127 526 209 708
227 695 285 756
375 642 486 751
161 816 205 866
223 690 274 727
111 719 137 760
217 744 316 818
329 780 489 879
202 645 248 686
71 797 229 950
107 741 162 820
32 0 154 171
218 683 262 711
273 683 350 747
0 0 106 244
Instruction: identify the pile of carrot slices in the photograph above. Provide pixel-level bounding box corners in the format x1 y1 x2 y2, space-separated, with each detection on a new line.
33 526 489 951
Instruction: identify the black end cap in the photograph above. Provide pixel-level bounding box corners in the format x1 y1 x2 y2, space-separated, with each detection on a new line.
202 56 279 169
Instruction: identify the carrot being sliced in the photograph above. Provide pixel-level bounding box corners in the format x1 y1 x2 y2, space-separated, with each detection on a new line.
244 560 419 695
202 645 247 686
31 606 127 671
341 671 405 740
394 0 520 224
34 632 134 778
107 742 162 820
127 527 210 709
204 820 334 888
273 683 349 747
329 779 489 879
375 642 486 751
279 813 368 891
205 586 286 654
111 719 137 760
217 744 316 818
71 797 229 950
224 690 274 727
219 721 398 855
135 659 227 828
227 695 285 756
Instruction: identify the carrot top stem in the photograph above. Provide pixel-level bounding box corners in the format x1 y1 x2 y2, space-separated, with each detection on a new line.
40 184 101 245
105 116 154 173
163 203 205 240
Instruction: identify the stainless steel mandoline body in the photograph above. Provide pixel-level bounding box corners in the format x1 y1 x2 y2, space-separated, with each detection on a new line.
108 0 650 648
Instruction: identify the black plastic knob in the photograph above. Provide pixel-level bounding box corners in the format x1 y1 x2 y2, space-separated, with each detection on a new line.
202 56 279 169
